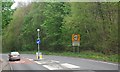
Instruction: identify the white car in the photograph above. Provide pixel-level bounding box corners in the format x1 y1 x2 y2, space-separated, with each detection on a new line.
8 52 20 61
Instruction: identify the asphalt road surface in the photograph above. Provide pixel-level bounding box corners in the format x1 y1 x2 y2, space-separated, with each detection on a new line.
0 54 119 72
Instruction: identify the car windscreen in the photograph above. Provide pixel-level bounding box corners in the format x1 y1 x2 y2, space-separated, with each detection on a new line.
11 52 19 55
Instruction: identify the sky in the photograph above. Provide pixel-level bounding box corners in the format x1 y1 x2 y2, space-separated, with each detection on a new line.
11 0 32 9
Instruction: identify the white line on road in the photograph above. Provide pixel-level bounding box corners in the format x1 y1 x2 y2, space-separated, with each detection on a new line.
32 59 81 70
15 61 25 63
9 62 13 70
43 65 63 70
28 59 33 61
61 63 80 69
34 61 42 64
42 63 80 70
34 60 60 65
51 60 60 63
25 58 33 61
81 59 118 66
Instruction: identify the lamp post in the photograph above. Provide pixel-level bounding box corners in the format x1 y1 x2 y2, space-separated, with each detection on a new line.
37 29 40 59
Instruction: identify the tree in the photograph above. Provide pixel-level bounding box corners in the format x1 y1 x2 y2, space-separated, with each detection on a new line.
2 2 118 55
2 2 14 29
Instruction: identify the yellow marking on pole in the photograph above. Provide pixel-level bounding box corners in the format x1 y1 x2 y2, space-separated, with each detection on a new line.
40 54 42 59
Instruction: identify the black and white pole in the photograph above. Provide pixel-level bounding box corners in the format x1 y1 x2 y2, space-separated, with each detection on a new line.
37 29 40 60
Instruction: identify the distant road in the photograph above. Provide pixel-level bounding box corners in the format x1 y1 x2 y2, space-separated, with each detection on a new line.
0 54 119 72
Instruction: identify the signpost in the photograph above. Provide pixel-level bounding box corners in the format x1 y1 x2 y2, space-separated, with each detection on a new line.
37 39 41 44
37 29 40 60
72 34 80 53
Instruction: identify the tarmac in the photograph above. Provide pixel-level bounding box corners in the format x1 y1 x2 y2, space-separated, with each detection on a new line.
0 59 11 72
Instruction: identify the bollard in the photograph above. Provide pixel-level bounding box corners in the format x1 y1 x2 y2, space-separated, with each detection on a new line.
40 52 42 59
36 52 42 60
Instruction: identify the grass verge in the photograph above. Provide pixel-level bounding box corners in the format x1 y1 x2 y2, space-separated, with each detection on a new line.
20 50 118 63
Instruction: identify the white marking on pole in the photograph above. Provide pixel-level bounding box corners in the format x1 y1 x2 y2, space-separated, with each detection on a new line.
61 63 80 69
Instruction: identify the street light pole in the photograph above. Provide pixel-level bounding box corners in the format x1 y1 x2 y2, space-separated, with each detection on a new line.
37 29 40 59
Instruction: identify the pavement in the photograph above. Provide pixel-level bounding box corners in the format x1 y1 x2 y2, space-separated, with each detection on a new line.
0 59 2 71
0 54 119 72
0 58 11 71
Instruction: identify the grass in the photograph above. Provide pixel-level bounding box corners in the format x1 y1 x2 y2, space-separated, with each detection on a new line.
20 50 119 63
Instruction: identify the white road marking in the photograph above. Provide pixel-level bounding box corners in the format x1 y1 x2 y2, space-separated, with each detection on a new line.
34 61 42 64
51 60 60 63
34 60 60 64
43 65 63 70
43 63 80 70
25 58 33 61
15 61 20 63
15 61 25 63
61 63 80 69
34 61 47 64
81 59 118 66
34 60 80 70
28 59 33 61
9 63 13 70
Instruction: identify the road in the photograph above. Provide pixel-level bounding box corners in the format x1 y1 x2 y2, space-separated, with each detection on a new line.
0 54 119 72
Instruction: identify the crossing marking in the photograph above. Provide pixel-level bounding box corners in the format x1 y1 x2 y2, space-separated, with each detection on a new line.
28 59 33 61
34 61 42 64
61 63 80 69
42 63 80 70
34 60 59 65
43 65 63 70
51 60 59 63
34 60 80 70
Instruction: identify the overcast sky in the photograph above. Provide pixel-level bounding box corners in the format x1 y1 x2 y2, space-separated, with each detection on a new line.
11 0 32 9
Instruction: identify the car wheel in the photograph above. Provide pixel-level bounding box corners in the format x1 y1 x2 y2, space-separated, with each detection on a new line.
9 59 11 61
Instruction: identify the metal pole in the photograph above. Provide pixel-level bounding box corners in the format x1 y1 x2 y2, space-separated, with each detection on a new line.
73 46 75 53
78 46 79 53
38 30 40 59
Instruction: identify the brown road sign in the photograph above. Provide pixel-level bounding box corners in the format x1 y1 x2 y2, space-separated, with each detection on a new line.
72 34 80 46
72 34 80 42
